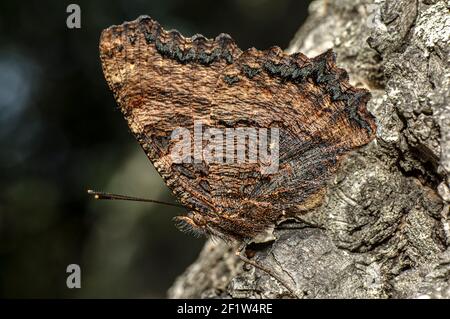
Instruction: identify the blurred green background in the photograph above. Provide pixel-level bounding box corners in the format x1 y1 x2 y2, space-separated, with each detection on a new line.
0 0 312 298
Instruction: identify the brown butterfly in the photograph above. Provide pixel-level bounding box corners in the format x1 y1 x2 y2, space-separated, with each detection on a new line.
95 16 376 295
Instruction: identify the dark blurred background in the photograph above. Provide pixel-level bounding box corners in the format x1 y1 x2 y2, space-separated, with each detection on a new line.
0 0 312 298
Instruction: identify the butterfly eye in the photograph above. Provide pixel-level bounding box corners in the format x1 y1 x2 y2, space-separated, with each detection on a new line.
192 213 206 227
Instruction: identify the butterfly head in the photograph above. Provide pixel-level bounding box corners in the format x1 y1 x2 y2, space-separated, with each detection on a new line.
173 212 208 238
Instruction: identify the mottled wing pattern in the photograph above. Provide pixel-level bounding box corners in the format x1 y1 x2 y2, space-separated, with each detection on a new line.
100 17 241 214
99 16 376 241
212 48 375 214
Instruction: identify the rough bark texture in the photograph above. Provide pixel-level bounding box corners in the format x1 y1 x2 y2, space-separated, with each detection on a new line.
168 0 450 299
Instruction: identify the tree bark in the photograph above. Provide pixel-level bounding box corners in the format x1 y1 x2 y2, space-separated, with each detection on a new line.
168 0 450 299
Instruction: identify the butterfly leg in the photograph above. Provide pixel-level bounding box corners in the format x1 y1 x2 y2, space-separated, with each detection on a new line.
235 242 298 298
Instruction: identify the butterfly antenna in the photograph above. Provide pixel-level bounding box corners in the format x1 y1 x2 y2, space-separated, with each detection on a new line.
87 189 184 208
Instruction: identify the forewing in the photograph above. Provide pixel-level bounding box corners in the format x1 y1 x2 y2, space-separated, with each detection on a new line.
99 16 242 214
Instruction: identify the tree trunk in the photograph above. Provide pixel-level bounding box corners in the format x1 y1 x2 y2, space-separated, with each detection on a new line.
168 0 450 299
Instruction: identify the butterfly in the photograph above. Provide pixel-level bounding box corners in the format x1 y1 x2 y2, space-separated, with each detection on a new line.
97 16 377 295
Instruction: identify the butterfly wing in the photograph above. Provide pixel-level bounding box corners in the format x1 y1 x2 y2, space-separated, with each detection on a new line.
100 17 242 214
99 16 376 240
